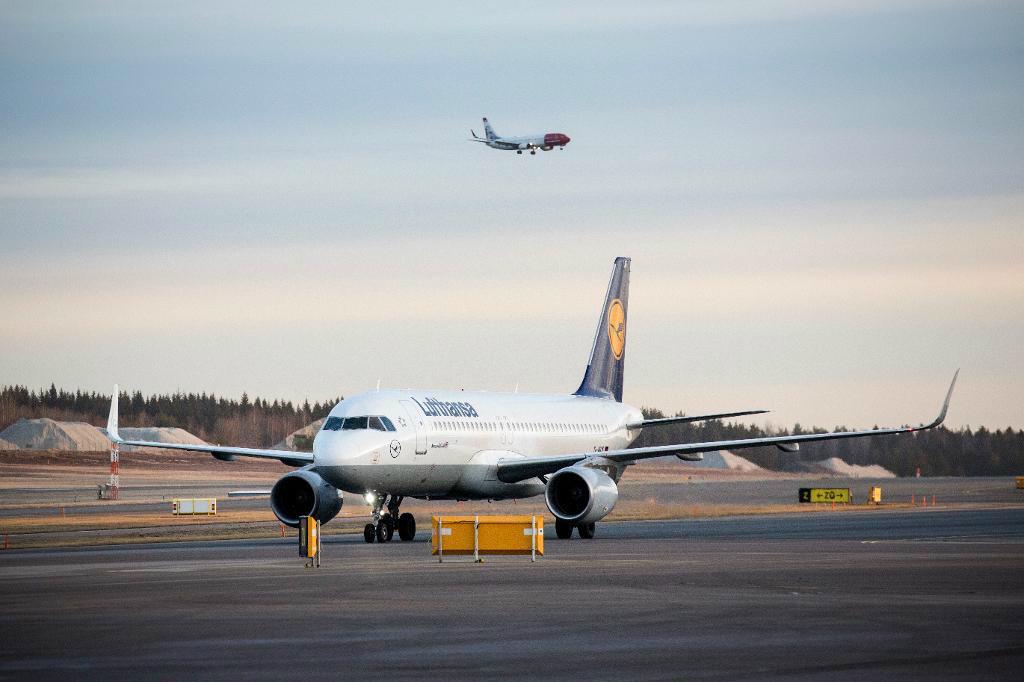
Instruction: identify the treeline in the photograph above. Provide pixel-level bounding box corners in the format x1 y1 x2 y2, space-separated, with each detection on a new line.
635 408 1024 477
0 385 340 449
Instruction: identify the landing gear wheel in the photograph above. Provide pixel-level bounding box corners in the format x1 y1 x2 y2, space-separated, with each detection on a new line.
555 518 574 539
398 512 416 541
516 150 523 154
375 519 391 543
363 523 376 543
578 522 596 539
380 513 395 542
530 150 536 155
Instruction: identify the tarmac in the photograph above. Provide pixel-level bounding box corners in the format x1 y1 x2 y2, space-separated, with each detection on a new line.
1 507 1022 680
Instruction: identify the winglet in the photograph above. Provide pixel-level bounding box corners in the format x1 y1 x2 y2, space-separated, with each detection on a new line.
106 385 122 443
917 369 958 431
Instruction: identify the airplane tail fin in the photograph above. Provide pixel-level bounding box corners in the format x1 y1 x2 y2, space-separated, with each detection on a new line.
482 117 498 141
575 257 630 402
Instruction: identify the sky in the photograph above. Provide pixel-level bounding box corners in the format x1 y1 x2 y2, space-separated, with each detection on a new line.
1 1 1022 430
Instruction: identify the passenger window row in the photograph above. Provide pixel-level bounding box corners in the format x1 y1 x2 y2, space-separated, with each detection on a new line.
432 420 607 434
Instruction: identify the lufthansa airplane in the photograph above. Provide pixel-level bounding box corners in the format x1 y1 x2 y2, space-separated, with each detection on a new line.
470 117 571 154
105 258 957 543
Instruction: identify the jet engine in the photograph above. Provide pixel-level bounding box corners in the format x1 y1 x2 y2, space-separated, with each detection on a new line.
270 468 343 527
544 466 619 525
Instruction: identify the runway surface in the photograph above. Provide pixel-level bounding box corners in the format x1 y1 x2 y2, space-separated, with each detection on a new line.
2 508 1022 680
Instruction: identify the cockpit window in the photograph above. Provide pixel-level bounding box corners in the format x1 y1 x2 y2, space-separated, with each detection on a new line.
323 415 397 432
342 416 368 430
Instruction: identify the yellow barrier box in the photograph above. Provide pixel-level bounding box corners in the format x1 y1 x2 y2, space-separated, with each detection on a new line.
432 515 544 562
171 498 217 515
868 486 882 504
1016 477 1024 490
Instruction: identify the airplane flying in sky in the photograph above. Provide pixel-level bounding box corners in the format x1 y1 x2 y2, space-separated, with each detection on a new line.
105 258 958 544
470 117 570 154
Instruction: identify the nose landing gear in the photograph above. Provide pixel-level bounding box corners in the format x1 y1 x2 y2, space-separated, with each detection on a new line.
364 494 415 543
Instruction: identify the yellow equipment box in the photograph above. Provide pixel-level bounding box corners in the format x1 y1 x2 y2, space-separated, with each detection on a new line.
171 498 217 515
798 488 851 504
868 486 882 504
432 515 544 561
1016 477 1024 490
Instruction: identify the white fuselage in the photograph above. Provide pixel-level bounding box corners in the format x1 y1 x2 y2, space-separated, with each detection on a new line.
313 389 642 501
486 134 548 151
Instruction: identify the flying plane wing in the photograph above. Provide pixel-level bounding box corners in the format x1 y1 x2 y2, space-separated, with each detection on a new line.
626 409 769 429
104 386 314 467
497 371 958 483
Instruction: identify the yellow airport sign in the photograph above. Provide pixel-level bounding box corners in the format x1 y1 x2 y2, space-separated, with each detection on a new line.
299 516 319 559
799 488 851 503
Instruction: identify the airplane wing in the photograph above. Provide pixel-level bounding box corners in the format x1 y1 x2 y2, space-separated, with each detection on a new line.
496 371 958 483
104 386 314 467
626 409 768 429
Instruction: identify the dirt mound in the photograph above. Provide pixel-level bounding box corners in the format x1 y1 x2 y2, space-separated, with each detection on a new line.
118 427 208 453
0 418 110 451
0 437 18 450
694 450 763 472
273 418 325 451
790 457 896 478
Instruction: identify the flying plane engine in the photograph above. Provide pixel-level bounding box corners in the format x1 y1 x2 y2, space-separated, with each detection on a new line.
270 468 343 527
544 466 619 525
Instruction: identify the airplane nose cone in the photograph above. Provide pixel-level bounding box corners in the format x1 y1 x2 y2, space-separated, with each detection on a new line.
562 135 571 144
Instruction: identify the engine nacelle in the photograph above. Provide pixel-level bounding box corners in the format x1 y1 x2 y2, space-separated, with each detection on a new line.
270 469 343 527
544 466 619 525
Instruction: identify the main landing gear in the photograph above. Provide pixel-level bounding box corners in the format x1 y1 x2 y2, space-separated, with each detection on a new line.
363 494 417 544
516 150 523 154
554 518 596 540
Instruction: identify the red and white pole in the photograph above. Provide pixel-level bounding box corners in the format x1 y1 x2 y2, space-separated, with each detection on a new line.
108 443 120 500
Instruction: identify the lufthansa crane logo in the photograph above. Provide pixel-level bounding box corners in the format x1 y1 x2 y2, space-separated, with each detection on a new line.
607 298 625 360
